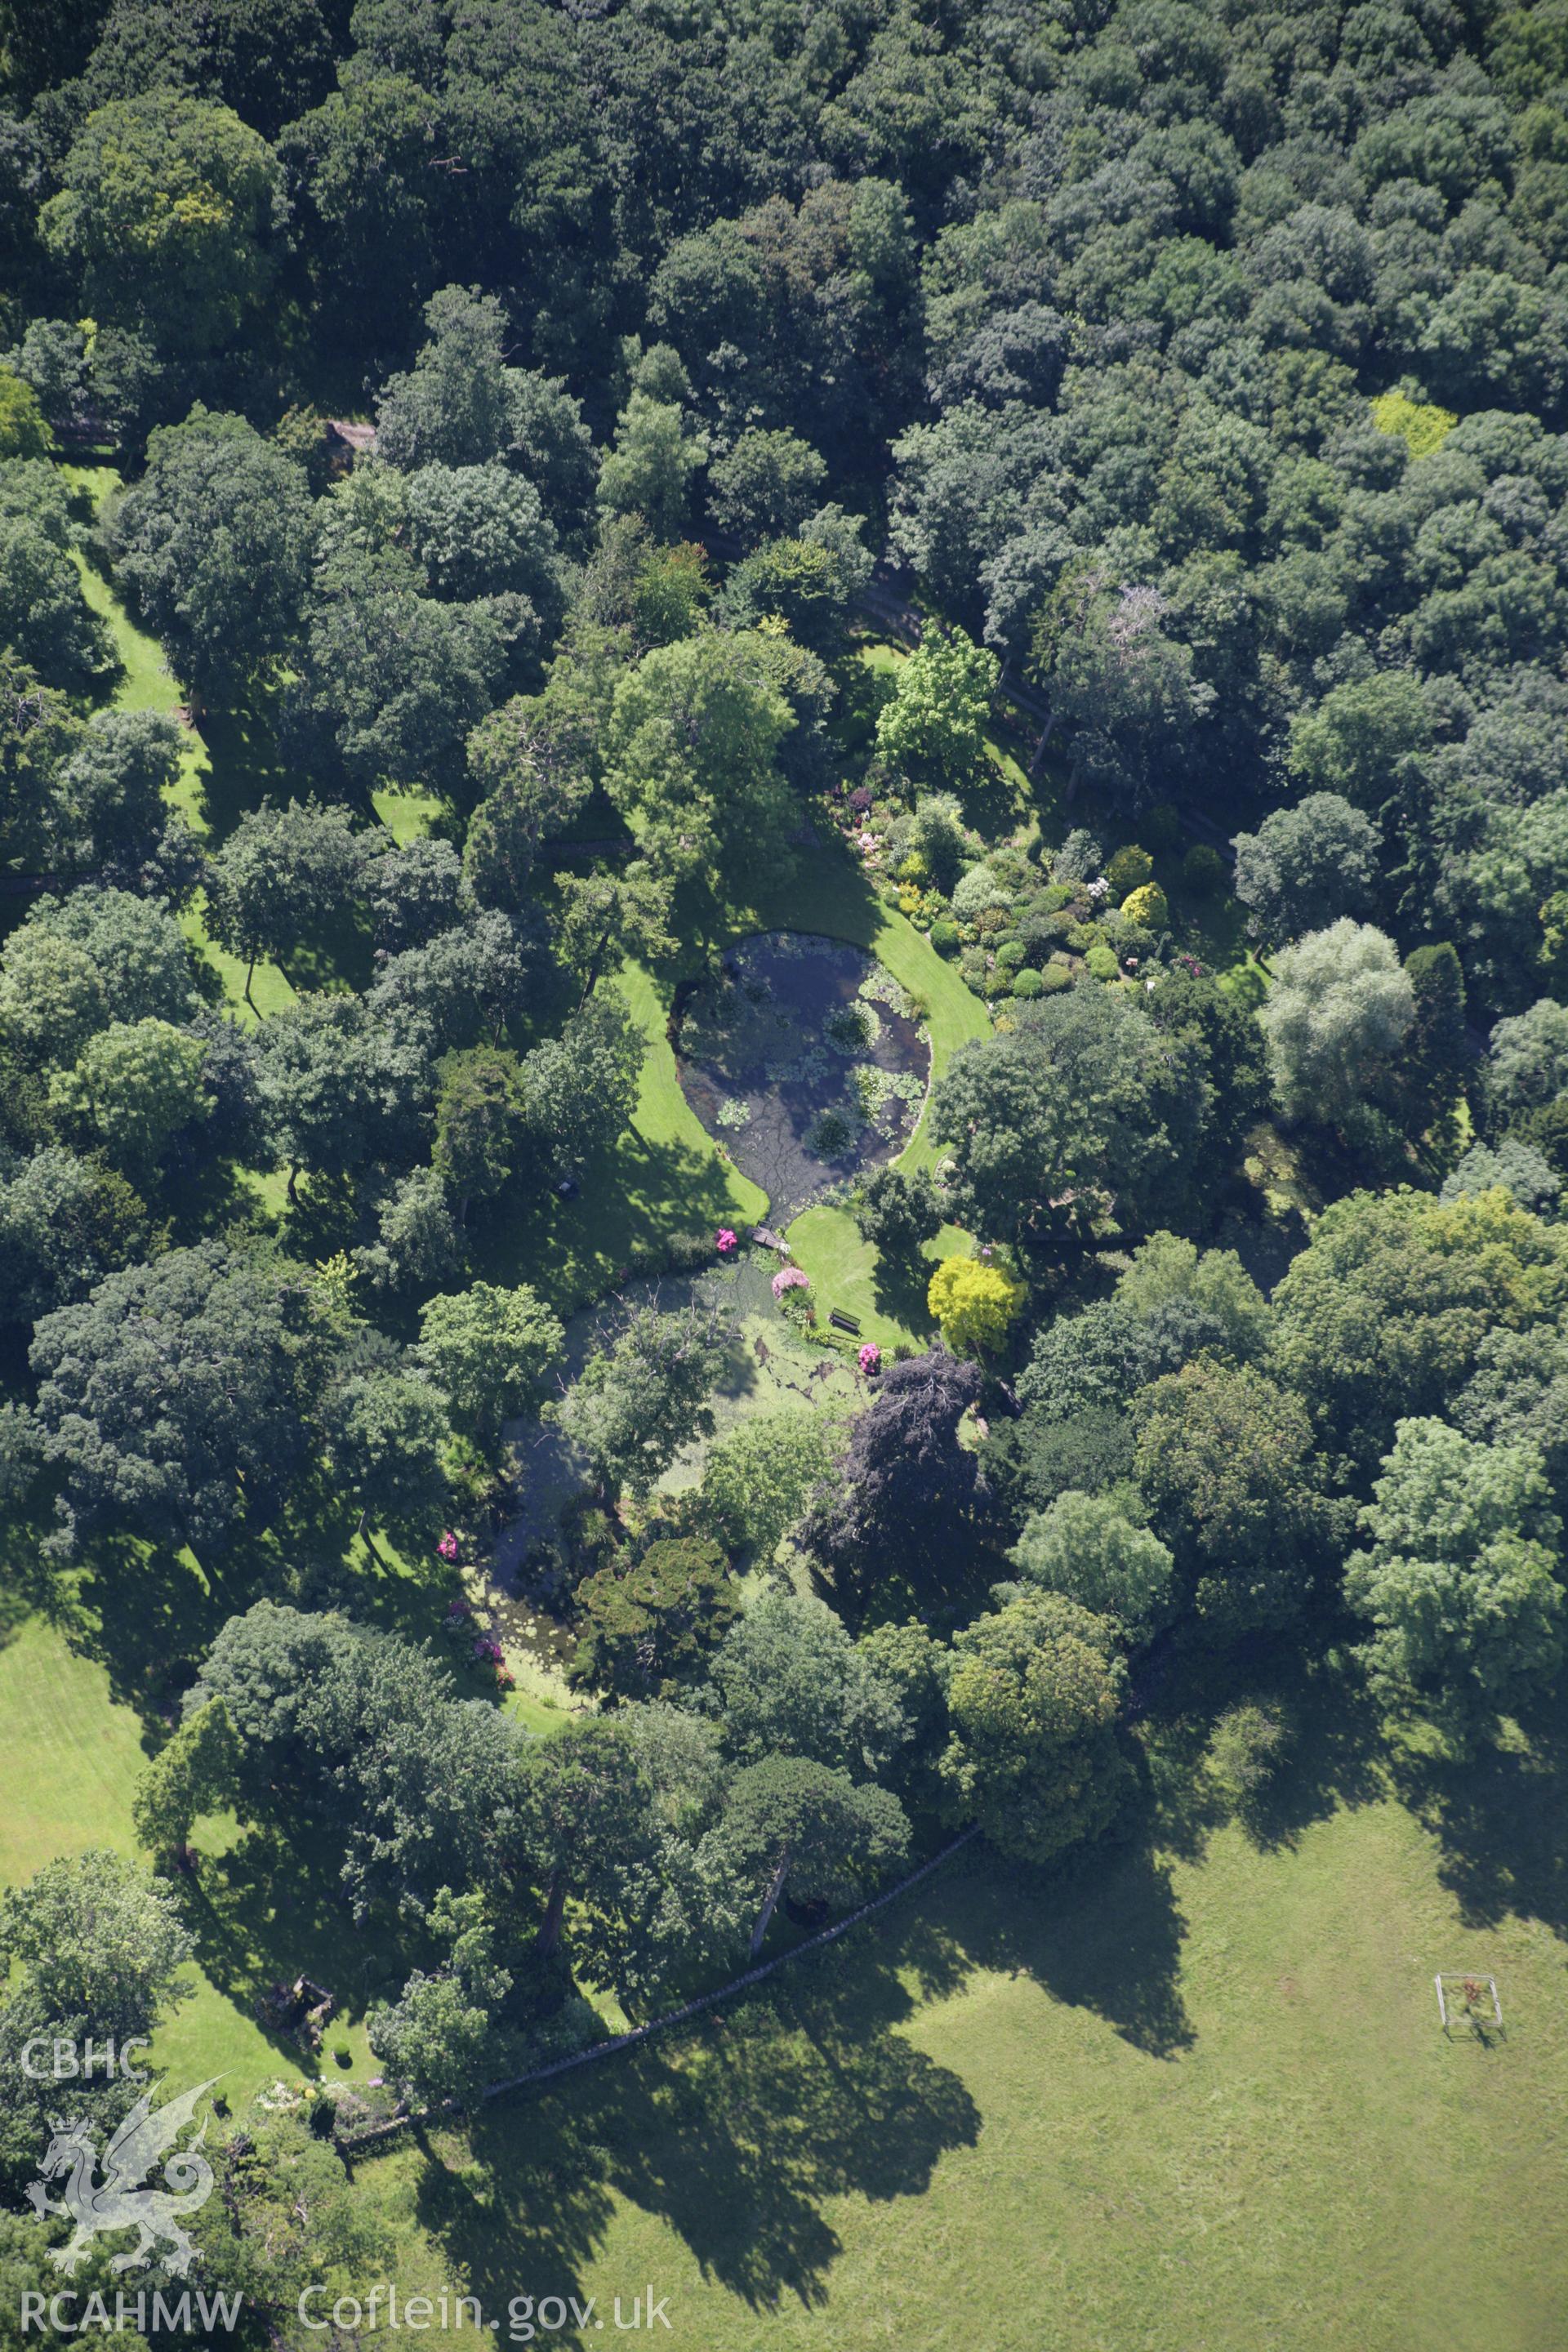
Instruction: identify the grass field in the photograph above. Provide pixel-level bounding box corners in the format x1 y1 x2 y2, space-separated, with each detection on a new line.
3 1588 1566 2348
347 1707 1568 2352
0 1510 510 2108
0 1615 307 2100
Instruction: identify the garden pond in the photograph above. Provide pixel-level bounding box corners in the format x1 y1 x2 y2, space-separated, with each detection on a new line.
675 932 931 1220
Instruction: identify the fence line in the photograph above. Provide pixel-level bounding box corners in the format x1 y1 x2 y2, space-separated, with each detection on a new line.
341 1825 981 2151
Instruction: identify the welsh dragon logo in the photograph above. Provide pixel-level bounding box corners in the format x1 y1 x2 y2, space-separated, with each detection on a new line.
25 2078 220 2277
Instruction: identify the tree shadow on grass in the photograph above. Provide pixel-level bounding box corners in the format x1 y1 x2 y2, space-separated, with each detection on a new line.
65 1534 238 1726
954 742 1027 840
1389 1677 1568 1940
408 1838 1191 2330
156 1150 274 1245
0 1513 70 1647
1140 1644 1390 1868
1228 1657 1388 1857
945 1838 1196 2060
416 1957 981 2329
868 1251 932 1330
59 1509 458 1733
174 1824 405 2073
275 1169 367 1267
196 701 293 845
829 649 896 759
476 1129 758 1312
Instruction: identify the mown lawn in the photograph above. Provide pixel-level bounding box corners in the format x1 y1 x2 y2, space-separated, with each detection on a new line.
350 1720 1568 2352
3 1578 1565 2350
0 1613 304 2102
474 854 993 1323
65 466 300 1023
0 1512 517 2109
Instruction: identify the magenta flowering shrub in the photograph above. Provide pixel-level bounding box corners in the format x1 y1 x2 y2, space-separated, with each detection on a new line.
715 1227 738 1254
858 1343 881 1373
772 1265 811 1299
436 1530 460 1562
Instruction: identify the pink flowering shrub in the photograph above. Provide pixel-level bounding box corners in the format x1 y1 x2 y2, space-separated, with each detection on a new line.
472 1635 505 1665
445 1597 471 1621
436 1530 459 1562
858 1343 881 1374
715 1227 737 1255
772 1266 811 1300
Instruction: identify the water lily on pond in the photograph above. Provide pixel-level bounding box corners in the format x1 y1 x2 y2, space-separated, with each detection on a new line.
858 1343 881 1373
715 1227 737 1254
772 1266 811 1299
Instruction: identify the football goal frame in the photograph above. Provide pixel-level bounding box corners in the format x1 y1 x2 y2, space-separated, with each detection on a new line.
1434 1973 1503 2034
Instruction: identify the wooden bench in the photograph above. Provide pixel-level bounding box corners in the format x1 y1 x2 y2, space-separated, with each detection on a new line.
828 1309 862 1335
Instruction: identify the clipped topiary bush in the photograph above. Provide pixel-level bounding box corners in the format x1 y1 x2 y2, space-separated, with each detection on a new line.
1010 965 1045 998
1120 880 1169 929
1106 844 1153 898
995 938 1025 969
930 919 960 955
1038 961 1072 993
1086 939 1120 981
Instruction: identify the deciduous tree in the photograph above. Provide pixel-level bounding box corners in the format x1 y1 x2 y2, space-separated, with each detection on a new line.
801 1350 993 1617
927 1256 1027 1356
936 1592 1131 1864
1009 1490 1175 1638
697 1756 909 1957
1346 1416 1565 1744
40 93 285 352
0 1851 192 2038
556 1304 728 1500
1258 920 1414 1129
415 1283 564 1441
1232 793 1379 944
1132 1361 1330 1634
875 626 997 791
114 410 314 702
701 1592 909 1777
29 1242 336 1554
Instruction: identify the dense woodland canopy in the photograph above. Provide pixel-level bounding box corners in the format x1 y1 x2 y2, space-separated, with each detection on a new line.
0 0 1566 2323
